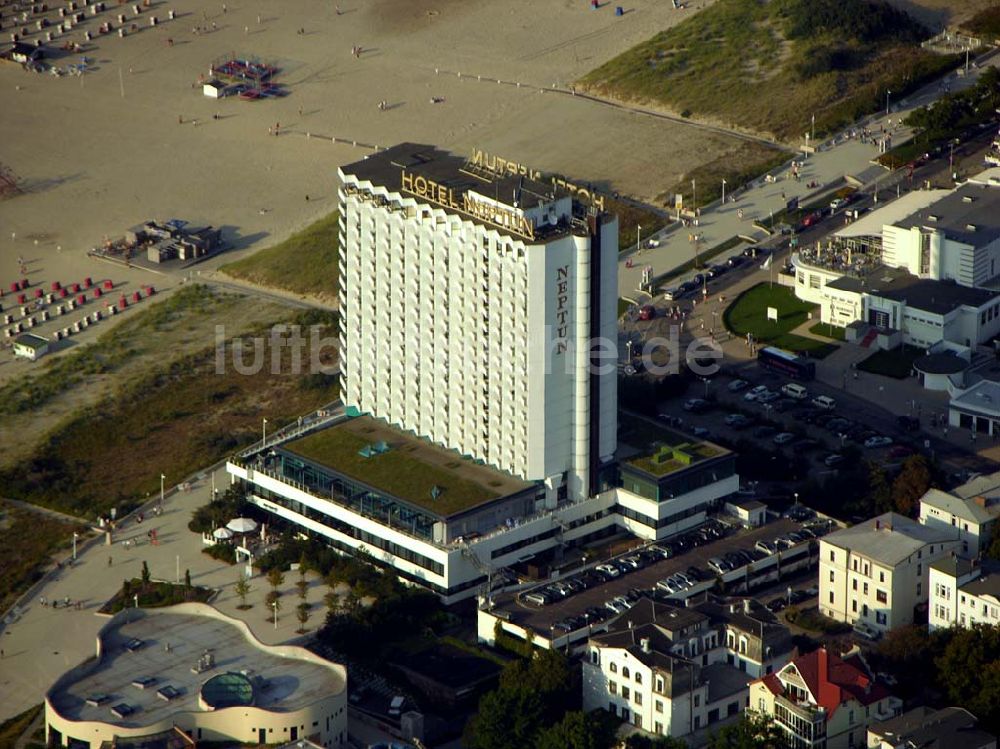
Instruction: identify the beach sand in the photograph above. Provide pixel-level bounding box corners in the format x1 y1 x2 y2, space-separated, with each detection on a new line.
0 0 736 377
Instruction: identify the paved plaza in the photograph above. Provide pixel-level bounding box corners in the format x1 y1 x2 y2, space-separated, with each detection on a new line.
0 466 329 723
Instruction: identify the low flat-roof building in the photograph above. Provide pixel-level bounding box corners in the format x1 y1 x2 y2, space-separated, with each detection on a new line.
867 705 995 749
948 379 1000 437
819 513 960 633
45 604 347 749
13 332 49 361
229 409 739 603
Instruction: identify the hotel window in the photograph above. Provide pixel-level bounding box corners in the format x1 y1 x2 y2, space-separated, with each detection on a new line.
830 550 835 561
622 687 630 700
830 570 835 582
655 700 663 714
635 673 642 685
635 693 643 706
610 682 617 695
852 600 858 613
880 571 885 583
877 590 888 604
852 579 858 591
863 582 869 595
829 591 835 604
610 663 617 673
623 667 630 679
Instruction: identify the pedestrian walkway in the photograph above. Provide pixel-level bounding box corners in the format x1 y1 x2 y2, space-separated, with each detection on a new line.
0 466 329 723
619 52 999 298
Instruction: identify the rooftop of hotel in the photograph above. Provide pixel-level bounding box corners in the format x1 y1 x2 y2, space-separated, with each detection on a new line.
826 266 999 314
617 412 728 479
896 181 1000 245
47 610 344 729
281 415 534 517
339 143 602 240
821 512 957 566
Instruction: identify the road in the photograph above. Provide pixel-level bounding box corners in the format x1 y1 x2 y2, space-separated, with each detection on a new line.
618 49 1000 298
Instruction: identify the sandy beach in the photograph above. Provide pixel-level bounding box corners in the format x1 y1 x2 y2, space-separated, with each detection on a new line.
0 0 727 282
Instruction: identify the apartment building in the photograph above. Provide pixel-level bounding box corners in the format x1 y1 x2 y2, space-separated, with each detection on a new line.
919 473 1000 554
928 555 1000 632
582 598 792 740
819 513 960 633
750 647 900 749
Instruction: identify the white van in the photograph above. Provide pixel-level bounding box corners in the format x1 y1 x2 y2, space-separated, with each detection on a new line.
812 395 836 410
781 383 809 400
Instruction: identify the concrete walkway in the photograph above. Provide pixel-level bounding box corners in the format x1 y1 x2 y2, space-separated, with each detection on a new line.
619 51 1000 298
0 465 331 723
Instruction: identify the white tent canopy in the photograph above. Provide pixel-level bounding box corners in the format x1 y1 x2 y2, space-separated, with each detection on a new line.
212 527 234 540
226 517 258 534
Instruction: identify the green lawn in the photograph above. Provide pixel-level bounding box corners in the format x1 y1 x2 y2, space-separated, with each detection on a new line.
285 422 508 515
724 284 838 358
580 0 958 140
221 211 340 299
858 344 924 379
809 322 846 341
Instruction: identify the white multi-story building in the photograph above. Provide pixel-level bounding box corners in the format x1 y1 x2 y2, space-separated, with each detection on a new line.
582 598 793 740
338 144 618 502
928 555 1000 631
919 473 1000 554
819 513 960 634
868 705 996 749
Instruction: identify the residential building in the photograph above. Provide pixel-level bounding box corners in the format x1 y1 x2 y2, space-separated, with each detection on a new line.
338 143 618 501
919 474 1000 554
582 597 793 740
750 647 901 749
928 555 1000 631
44 605 347 749
867 705 996 749
819 513 960 633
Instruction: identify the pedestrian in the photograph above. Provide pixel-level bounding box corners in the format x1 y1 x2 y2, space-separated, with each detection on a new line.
244 24 248 35
257 14 261 24
298 106 303 117
178 114 183 125
108 555 113 567
305 195 310 201
222 2 227 12
268 126 272 136
1 649 4 659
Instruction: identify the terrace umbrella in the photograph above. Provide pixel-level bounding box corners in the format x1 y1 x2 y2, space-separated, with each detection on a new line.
226 517 258 534
212 527 234 541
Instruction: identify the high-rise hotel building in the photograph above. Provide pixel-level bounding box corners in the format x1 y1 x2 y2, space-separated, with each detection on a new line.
338 143 618 501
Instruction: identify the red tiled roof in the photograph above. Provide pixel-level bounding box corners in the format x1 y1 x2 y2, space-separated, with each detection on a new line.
773 648 891 719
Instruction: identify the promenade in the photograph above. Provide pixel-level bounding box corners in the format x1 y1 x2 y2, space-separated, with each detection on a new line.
619 52 1000 298
0 466 328 723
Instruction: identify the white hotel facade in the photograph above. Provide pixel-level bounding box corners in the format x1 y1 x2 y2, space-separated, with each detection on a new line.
338 144 618 501
226 145 739 602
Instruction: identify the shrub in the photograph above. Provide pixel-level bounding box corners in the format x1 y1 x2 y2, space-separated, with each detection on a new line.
202 543 237 565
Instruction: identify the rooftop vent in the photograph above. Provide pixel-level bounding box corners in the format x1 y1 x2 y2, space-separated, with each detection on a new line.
928 215 939 222
641 637 652 653
963 195 975 203
966 224 977 232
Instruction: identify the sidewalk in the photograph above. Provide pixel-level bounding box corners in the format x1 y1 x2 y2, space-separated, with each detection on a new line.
0 465 330 723
618 54 999 298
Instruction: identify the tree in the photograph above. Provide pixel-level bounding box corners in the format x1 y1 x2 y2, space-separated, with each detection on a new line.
184 569 192 590
891 455 931 516
625 735 689 749
464 686 544 749
866 461 892 515
985 533 1000 562
266 566 285 595
323 589 339 613
935 625 1000 735
706 713 786 748
296 602 311 632
296 577 309 600
141 560 151 586
234 573 252 609
535 710 618 749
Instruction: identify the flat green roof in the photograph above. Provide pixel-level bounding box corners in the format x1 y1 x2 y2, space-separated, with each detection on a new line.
283 416 532 516
618 411 726 479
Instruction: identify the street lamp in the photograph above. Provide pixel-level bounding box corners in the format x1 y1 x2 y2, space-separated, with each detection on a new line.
159 473 165 511
721 179 727 206
702 377 711 399
811 113 815 142
692 178 697 209
272 601 278 630
262 417 268 448
885 90 891 117
72 532 78 561
637 224 641 254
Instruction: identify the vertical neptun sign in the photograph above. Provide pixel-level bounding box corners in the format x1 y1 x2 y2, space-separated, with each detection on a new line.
555 265 570 355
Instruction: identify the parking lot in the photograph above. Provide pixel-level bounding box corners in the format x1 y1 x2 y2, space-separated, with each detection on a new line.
491 514 831 637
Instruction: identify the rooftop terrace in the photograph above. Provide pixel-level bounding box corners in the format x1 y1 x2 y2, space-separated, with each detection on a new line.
618 412 726 478
282 415 533 517
48 610 344 728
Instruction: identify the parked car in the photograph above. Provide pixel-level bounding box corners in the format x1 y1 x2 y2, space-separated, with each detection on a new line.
745 385 770 401
524 592 549 606
792 438 820 454
728 379 749 392
639 305 656 321
595 563 620 578
755 540 777 555
773 432 796 445
692 426 712 438
829 197 848 212
767 598 787 613
725 413 752 428
824 454 845 467
781 383 809 400
707 557 731 575
864 436 893 449
889 444 915 459
663 287 683 301
727 254 746 267
812 395 837 410
708 264 728 278
757 391 780 403
684 398 709 412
